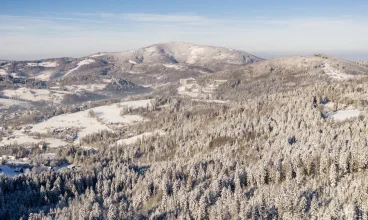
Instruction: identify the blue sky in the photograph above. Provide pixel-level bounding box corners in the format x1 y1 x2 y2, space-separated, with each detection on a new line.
1 0 368 60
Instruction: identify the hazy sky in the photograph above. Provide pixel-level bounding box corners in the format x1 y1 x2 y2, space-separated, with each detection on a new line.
1 0 368 60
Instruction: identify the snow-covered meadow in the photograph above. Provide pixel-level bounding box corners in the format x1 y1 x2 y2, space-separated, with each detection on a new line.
322 63 356 80
28 99 152 143
2 88 66 103
63 59 95 77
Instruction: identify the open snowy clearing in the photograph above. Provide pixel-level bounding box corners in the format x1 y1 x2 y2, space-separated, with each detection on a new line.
323 102 346 112
163 64 183 70
118 99 152 108
322 63 356 80
64 84 107 92
129 60 138 65
63 59 95 77
35 71 53 80
90 53 106 57
2 88 65 103
92 106 144 125
178 83 202 98
0 69 7 75
30 99 152 142
0 98 30 109
30 110 111 142
3 88 51 102
328 110 361 122
0 130 69 148
191 99 228 104
116 130 166 146
91 99 152 124
27 61 59 68
322 102 361 122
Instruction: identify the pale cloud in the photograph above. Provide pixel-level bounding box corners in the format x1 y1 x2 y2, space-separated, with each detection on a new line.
0 13 367 60
73 12 225 25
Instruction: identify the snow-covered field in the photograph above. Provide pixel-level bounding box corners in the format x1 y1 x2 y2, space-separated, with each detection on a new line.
163 64 183 70
64 84 107 92
3 88 51 102
0 98 30 109
35 71 53 80
178 82 202 98
2 88 65 103
27 61 59 68
328 110 361 122
0 130 69 148
129 60 138 65
178 79 226 98
90 53 106 57
92 106 144 125
322 63 356 80
30 99 152 143
31 110 111 142
323 102 361 122
63 59 95 77
191 99 228 104
116 130 165 146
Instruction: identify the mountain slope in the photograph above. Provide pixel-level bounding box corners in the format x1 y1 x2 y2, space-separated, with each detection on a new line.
0 42 263 86
109 42 263 70
185 54 368 100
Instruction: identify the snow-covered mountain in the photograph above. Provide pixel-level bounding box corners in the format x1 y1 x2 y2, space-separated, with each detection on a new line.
108 42 263 70
186 54 368 100
0 42 263 85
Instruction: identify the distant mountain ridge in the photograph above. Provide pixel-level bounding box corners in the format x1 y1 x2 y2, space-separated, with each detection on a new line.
0 42 264 85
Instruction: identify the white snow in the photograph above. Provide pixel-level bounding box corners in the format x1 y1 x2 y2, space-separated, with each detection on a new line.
119 99 152 108
27 63 38 67
191 99 228 104
3 88 51 102
0 130 69 148
322 63 356 80
186 46 206 64
2 88 65 103
27 62 58 68
78 59 96 66
92 105 144 125
116 130 165 146
323 102 345 111
0 69 7 75
163 64 183 70
35 71 53 80
90 53 106 57
63 59 95 77
328 110 361 122
30 99 152 143
39 62 58 67
129 60 137 65
178 84 201 98
64 84 107 92
0 98 30 109
31 111 111 143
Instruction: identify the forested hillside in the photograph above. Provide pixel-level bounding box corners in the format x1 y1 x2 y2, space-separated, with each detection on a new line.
2 74 368 219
